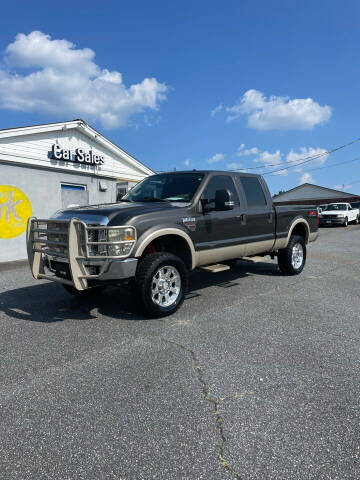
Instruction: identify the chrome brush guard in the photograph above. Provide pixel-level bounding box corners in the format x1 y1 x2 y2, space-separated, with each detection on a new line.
26 217 136 290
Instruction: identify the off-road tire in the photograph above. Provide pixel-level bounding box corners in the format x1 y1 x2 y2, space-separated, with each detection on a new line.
135 252 188 318
63 285 107 297
344 217 348 227
278 235 306 276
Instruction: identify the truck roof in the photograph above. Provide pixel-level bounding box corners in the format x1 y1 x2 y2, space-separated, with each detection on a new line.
156 170 262 177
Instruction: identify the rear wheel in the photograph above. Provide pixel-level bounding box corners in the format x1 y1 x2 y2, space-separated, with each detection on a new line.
135 252 188 318
278 235 306 275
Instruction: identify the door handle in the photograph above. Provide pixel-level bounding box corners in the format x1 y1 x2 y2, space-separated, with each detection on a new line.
267 212 273 223
236 213 246 224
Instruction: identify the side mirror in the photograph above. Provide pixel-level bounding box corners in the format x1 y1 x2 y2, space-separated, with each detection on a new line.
215 189 234 211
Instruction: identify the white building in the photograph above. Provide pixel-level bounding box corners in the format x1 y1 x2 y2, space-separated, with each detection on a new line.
0 119 154 262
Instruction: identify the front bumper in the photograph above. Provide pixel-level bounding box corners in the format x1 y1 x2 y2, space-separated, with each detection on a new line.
26 217 138 290
319 218 345 226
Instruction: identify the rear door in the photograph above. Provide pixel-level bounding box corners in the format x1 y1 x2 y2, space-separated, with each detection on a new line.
236 175 276 254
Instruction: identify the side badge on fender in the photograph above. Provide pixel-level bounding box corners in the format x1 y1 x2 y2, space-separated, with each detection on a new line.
182 217 196 231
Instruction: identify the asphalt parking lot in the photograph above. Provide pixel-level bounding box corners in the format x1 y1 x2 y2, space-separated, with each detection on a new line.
0 225 359 480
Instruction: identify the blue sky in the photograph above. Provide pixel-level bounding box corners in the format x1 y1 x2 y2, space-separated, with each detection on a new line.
1 0 360 195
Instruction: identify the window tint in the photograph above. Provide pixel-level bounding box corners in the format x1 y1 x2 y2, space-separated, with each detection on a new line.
201 175 239 209
239 176 267 207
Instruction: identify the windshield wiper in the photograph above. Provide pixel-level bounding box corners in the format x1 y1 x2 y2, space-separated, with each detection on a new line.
119 198 132 202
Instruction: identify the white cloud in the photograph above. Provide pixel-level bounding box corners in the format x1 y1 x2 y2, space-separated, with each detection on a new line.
184 159 190 167
206 152 225 164
237 145 259 157
211 104 223 117
227 162 244 171
254 149 287 175
299 172 314 184
0 31 168 128
225 89 332 131
286 147 328 172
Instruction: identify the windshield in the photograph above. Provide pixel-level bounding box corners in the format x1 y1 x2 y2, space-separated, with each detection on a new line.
324 204 347 211
122 173 205 203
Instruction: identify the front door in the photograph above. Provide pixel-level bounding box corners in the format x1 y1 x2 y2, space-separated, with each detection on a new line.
193 174 245 264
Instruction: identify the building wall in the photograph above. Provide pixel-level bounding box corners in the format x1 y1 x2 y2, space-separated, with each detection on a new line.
0 162 117 262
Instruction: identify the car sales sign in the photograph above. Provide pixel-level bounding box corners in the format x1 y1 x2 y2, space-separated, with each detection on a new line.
51 144 105 166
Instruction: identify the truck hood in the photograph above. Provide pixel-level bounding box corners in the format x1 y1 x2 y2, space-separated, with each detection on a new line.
51 201 188 225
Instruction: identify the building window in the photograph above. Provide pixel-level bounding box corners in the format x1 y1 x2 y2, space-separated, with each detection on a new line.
116 182 128 201
60 183 88 208
61 183 87 191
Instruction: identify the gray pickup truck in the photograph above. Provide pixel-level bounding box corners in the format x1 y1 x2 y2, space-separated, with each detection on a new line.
27 171 319 317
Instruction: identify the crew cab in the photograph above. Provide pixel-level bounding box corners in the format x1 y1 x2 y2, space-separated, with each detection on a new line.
319 202 359 227
27 171 319 317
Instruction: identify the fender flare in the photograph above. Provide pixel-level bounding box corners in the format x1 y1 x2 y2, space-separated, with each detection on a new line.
134 227 197 270
287 217 310 244
273 217 310 250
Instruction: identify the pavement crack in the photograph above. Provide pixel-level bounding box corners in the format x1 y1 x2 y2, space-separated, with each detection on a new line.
157 336 241 479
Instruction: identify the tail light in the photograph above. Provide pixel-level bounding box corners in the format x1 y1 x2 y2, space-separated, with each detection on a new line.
309 210 319 226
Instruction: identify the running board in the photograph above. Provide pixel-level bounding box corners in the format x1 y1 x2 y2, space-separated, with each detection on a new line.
241 256 266 263
200 264 230 273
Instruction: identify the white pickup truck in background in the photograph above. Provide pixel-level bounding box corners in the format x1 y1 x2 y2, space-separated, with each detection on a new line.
319 202 359 227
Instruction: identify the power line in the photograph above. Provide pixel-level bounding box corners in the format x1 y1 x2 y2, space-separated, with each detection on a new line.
268 154 360 176
229 135 360 173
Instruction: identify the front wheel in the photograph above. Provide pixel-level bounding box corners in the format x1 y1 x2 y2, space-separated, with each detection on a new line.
278 235 306 275
344 217 348 227
135 252 188 318
355 215 359 225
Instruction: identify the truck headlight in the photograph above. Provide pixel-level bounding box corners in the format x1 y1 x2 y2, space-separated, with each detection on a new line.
107 227 136 256
337 214 345 218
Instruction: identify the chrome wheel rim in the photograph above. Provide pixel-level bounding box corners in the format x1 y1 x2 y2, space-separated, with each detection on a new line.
151 265 181 307
291 243 304 269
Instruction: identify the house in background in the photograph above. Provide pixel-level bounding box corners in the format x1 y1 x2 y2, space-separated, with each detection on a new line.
273 183 360 206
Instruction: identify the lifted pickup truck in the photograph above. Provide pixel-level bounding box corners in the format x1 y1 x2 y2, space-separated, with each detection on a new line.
27 171 319 317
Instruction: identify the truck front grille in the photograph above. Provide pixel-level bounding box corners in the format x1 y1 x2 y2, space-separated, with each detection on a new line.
46 222 69 256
